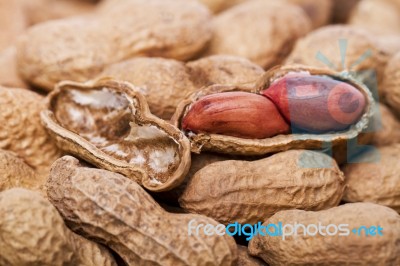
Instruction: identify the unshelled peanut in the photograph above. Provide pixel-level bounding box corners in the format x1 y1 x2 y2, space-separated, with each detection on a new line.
349 0 400 36
342 144 400 212
286 25 388 90
97 55 264 119
47 156 238 265
382 51 400 116
0 0 26 52
0 86 61 177
369 103 400 146
204 0 311 68
17 0 212 90
179 150 345 225
0 188 117 266
0 47 27 88
249 203 400 266
0 149 44 194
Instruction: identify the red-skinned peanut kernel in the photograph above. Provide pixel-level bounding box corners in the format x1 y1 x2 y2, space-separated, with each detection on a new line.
182 91 290 139
262 73 366 133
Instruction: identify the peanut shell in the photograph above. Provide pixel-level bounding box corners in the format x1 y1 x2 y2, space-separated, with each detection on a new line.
0 0 27 52
47 156 238 266
204 0 311 68
17 0 212 91
285 25 389 90
186 55 264 88
0 86 62 177
97 55 264 119
41 79 191 191
0 46 27 88
97 57 194 120
382 51 400 117
23 0 96 25
369 103 400 146
249 203 400 266
286 0 332 29
0 188 117 266
0 149 44 194
156 152 232 204
349 0 400 36
172 65 374 157
342 144 400 212
198 0 330 29
179 150 345 225
376 35 400 57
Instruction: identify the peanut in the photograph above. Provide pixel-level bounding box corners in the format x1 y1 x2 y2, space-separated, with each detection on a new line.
156 153 232 204
262 73 367 133
42 79 191 191
376 35 400 57
0 188 117 266
23 0 96 25
0 47 27 88
285 25 388 92
0 0 27 52
285 0 332 29
172 65 374 157
186 55 264 88
199 0 331 29
181 73 367 138
382 51 400 117
204 0 311 68
47 156 238 266
0 86 62 177
342 144 400 212
17 0 212 90
248 203 400 265
349 0 400 36
97 55 264 119
179 150 345 225
182 91 290 139
0 149 44 194
369 103 400 146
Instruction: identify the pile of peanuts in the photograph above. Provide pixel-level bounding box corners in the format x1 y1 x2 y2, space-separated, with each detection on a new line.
1 0 400 265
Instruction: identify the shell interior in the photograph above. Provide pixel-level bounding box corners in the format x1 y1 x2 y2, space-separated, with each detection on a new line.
51 86 180 183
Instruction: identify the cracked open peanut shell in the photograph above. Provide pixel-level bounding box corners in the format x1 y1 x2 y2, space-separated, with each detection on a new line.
171 65 374 157
41 78 191 192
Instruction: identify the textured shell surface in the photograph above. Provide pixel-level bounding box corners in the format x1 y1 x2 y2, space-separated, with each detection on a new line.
46 156 238 266
0 188 116 266
0 86 62 177
248 203 400 266
17 0 212 90
342 144 400 213
179 150 345 225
